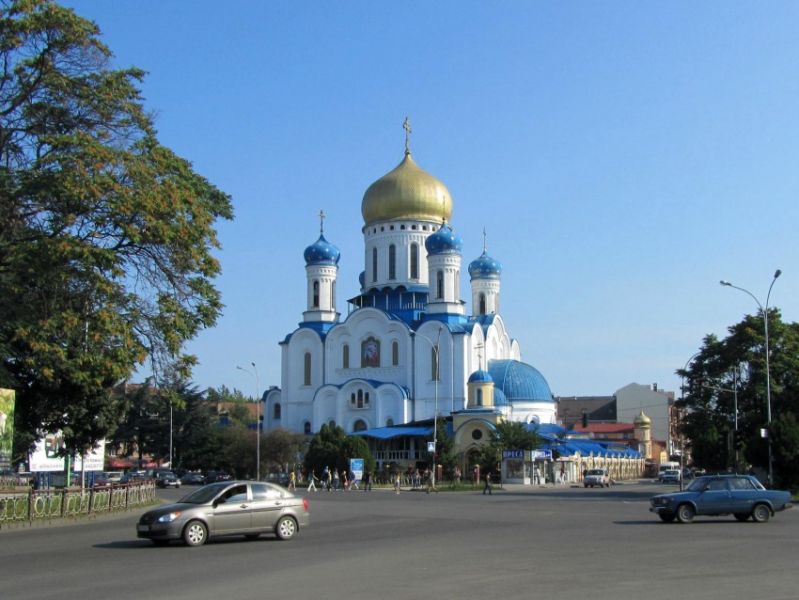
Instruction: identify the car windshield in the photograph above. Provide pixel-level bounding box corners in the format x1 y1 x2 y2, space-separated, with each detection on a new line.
587 470 604 475
178 482 230 504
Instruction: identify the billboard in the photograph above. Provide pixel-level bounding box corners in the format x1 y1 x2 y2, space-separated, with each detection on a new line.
349 458 364 482
0 388 14 470
29 432 106 472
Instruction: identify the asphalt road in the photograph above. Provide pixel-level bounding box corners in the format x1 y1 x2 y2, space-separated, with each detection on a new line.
1 481 797 600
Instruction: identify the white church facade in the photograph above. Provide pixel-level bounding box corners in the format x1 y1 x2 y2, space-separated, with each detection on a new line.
265 130 557 438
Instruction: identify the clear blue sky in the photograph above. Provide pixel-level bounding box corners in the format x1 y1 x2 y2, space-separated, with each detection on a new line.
65 1 798 399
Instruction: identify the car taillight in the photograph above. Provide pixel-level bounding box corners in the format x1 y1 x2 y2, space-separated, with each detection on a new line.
303 498 309 512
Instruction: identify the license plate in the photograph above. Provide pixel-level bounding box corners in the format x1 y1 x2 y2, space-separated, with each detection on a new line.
137 524 149 533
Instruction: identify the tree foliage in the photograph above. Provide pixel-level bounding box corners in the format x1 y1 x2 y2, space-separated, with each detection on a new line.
474 420 542 476
0 0 232 457
304 423 375 477
677 310 799 489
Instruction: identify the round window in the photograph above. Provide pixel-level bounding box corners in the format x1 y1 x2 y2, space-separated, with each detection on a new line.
471 429 483 440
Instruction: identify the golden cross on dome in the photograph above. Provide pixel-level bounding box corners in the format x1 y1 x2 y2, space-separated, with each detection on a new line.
319 209 325 234
403 116 412 154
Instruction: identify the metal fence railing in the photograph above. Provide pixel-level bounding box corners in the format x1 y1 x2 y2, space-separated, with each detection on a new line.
0 481 157 528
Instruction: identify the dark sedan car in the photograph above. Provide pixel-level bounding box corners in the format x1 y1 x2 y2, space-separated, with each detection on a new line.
137 480 310 546
180 472 206 486
650 474 792 523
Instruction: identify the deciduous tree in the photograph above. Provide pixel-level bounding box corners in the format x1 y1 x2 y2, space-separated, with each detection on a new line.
0 0 232 458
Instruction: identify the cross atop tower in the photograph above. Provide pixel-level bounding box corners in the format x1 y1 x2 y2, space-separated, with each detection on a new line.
319 209 325 234
482 227 487 254
403 116 412 155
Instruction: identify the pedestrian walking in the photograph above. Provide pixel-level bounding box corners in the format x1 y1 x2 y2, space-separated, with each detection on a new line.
362 470 371 491
307 469 317 492
288 471 296 492
349 471 359 490
333 469 340 491
394 472 401 494
483 471 493 495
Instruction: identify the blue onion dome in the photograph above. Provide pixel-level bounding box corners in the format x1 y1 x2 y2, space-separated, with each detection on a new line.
424 222 463 255
468 369 493 384
487 359 554 403
493 388 508 406
468 250 502 280
303 234 340 266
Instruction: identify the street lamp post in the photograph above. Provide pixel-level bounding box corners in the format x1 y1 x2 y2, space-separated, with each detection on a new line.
237 362 261 480
720 269 781 485
414 326 443 489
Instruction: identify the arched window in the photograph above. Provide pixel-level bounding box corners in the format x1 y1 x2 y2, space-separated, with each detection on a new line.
410 243 419 279
372 247 378 282
312 280 319 308
354 419 367 432
388 244 396 280
431 346 439 381
303 421 311 435
273 403 281 419
357 389 363 408
386 418 394 427
303 352 311 386
392 340 399 366
436 270 444 299
364 392 370 406
350 392 356 406
343 344 350 369
479 293 486 315
476 389 483 407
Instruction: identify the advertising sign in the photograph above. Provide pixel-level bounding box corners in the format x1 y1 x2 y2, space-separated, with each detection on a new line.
502 449 524 459
29 432 106 472
530 449 553 460
349 458 364 482
0 388 14 470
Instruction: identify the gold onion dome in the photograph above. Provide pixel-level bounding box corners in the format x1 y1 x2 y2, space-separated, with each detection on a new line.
634 410 652 428
361 151 453 226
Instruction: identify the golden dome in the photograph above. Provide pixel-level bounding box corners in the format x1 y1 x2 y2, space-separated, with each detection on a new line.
361 152 453 226
634 410 652 428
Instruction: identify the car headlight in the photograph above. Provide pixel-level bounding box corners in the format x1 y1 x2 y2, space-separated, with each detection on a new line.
157 511 182 523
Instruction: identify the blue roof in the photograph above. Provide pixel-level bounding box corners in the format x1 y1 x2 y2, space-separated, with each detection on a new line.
351 426 433 440
468 250 502 280
304 234 340 266
468 369 493 384
488 359 554 404
424 223 463 255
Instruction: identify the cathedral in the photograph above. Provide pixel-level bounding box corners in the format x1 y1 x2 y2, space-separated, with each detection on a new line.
264 126 557 440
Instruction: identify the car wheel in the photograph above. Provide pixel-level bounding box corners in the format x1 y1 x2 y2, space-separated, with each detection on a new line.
751 504 771 523
183 520 208 546
734 512 750 522
275 516 297 541
584 484 588 488
676 503 695 523
658 511 676 523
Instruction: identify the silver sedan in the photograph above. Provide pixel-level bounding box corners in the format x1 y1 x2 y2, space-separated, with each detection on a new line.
136 480 310 546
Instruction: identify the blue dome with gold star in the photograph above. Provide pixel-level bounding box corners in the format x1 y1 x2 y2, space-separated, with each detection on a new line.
304 234 340 266
425 222 463 255
468 250 502 280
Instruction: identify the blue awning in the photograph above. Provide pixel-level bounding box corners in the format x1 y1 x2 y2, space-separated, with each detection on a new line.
351 426 433 440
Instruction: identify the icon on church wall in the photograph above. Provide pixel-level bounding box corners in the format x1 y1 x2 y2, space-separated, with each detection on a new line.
361 337 380 368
